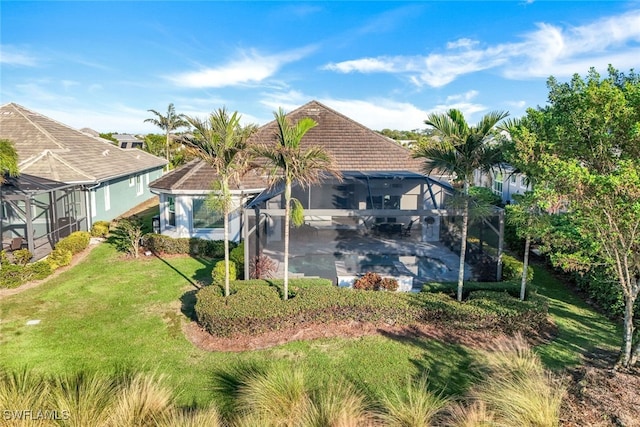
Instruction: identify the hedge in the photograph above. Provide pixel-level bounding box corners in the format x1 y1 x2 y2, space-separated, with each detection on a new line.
0 260 54 289
55 231 91 255
195 279 548 338
142 234 234 258
420 280 536 300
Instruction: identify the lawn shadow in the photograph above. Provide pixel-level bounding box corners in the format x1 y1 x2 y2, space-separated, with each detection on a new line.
377 326 479 397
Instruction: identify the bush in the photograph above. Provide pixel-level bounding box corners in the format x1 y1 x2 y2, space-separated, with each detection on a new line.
501 254 534 283
91 220 111 238
230 242 244 279
142 234 233 258
195 279 547 338
47 247 73 270
249 255 278 279
0 264 25 288
13 249 32 266
27 260 54 280
353 272 399 291
56 231 91 255
212 260 237 286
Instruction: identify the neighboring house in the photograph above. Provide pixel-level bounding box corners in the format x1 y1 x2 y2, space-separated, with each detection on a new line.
474 164 531 204
112 134 144 150
0 103 167 260
150 101 469 275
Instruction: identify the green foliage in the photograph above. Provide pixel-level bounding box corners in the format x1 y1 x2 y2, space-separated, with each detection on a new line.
109 217 145 258
56 231 91 255
195 279 547 338
229 242 245 279
0 138 19 185
469 186 502 206
377 375 449 426
142 234 233 258
212 260 236 286
99 132 118 143
0 264 25 288
501 254 534 283
12 248 32 266
0 250 9 267
47 247 73 270
91 220 111 238
291 198 305 227
28 260 54 280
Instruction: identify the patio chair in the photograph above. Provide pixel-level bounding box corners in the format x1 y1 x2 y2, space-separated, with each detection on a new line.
9 237 25 252
401 219 418 238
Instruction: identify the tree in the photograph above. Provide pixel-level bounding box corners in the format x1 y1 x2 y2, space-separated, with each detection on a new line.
144 103 189 169
253 108 341 301
414 109 509 301
523 67 640 368
181 108 257 298
0 139 19 186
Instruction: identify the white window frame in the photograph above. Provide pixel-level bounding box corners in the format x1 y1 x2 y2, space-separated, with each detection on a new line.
136 175 143 196
129 176 135 187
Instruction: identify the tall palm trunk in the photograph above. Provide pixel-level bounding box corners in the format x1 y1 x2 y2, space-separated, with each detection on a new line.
457 182 470 302
165 133 171 171
282 181 292 300
223 180 230 298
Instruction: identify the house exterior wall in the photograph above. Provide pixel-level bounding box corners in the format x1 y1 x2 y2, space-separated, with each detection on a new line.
90 168 163 222
473 168 531 204
157 193 243 242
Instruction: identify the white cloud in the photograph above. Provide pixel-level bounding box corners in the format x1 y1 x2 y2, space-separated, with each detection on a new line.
169 47 315 88
324 9 640 87
0 45 38 66
324 57 398 73
319 98 427 130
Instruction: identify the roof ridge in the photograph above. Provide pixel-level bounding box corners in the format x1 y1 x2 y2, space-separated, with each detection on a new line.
8 103 67 150
172 159 207 189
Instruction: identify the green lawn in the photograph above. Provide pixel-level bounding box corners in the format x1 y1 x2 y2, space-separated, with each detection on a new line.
0 243 621 408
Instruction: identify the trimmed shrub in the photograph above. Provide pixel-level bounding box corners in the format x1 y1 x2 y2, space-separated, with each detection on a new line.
501 254 534 283
249 255 278 279
13 249 32 266
56 231 91 255
230 242 245 279
142 234 233 258
91 220 111 238
195 278 547 338
27 260 54 280
47 247 73 270
353 272 399 291
212 260 237 286
0 265 25 288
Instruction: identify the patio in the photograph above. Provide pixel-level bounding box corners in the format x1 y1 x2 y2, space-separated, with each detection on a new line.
260 226 474 291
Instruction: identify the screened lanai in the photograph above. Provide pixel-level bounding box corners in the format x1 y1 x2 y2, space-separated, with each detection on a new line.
242 172 505 288
1 174 88 260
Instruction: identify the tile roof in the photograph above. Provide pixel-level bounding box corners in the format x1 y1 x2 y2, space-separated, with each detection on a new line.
0 103 167 184
151 100 429 192
149 158 268 193
251 100 426 174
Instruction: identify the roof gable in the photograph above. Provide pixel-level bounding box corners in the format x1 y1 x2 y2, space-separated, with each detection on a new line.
0 103 167 184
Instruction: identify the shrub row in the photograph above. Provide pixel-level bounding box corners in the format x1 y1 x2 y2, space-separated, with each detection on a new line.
195 279 548 338
0 231 91 289
142 234 235 258
420 280 535 299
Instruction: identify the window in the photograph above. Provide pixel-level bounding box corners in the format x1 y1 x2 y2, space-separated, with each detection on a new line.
367 195 400 209
167 196 176 227
129 177 134 187
104 184 111 211
510 175 516 183
136 175 143 196
520 176 527 187
492 172 503 196
192 199 223 229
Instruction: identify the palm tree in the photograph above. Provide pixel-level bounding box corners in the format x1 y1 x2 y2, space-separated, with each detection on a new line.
144 104 189 169
0 139 19 186
181 108 257 297
414 109 508 302
253 108 341 301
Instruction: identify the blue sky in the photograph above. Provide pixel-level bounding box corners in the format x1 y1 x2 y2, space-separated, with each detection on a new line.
2 1 640 134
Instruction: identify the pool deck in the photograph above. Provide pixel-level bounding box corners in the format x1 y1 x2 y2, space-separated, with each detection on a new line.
262 231 470 289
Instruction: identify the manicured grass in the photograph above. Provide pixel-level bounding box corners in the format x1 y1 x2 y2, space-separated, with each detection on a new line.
0 243 479 408
531 264 622 369
0 243 621 409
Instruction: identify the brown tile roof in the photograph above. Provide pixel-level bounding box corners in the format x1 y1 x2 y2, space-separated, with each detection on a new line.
250 100 426 174
0 103 167 184
149 159 268 193
150 100 429 192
